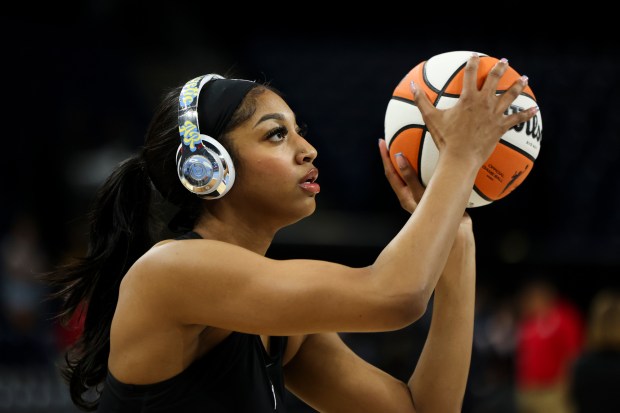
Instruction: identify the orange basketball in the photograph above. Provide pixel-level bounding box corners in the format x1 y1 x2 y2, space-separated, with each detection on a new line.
384 51 542 207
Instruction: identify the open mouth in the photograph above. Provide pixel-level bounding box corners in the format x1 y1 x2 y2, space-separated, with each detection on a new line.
299 168 320 194
300 168 318 184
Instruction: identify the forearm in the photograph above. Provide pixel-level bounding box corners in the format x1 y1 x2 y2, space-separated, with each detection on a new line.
408 234 476 413
372 153 478 308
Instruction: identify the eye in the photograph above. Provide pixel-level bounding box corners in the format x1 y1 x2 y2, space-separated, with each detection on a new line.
266 126 288 142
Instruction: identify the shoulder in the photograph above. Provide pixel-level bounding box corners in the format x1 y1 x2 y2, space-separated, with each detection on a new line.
121 238 264 301
136 238 248 272
121 238 227 294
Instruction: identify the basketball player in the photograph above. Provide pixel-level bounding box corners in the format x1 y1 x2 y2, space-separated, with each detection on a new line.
46 54 536 412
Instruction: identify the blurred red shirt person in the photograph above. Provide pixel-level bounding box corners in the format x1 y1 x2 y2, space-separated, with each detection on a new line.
515 279 584 413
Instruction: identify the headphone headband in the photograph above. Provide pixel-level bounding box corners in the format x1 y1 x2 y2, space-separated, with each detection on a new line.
178 74 222 147
176 74 235 199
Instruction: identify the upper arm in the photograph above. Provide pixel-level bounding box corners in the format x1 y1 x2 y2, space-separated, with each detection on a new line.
127 239 418 336
284 333 416 413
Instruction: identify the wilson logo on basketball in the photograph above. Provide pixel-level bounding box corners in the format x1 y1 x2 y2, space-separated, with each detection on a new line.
506 104 542 142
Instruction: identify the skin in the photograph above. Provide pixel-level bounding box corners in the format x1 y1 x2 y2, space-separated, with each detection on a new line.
108 55 536 412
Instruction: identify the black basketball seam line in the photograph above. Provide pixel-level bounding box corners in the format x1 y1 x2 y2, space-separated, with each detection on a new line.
433 61 468 106
392 91 535 106
422 60 472 185
417 128 425 184
494 90 537 102
498 139 537 162
422 62 441 94
387 97 427 183
418 60 443 184
388 124 426 184
390 124 425 139
391 96 415 105
473 186 493 202
428 62 467 166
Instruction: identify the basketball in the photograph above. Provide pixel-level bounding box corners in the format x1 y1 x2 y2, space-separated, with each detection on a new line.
384 51 543 207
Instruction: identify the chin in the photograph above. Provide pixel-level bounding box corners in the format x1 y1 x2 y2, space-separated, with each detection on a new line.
284 198 317 226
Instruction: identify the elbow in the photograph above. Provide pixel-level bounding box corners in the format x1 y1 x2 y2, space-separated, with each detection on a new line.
384 290 429 329
403 290 429 324
363 265 432 330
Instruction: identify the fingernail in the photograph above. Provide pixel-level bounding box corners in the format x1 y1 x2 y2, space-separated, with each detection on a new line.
530 106 539 114
410 80 418 97
378 138 382 146
520 75 529 86
500 57 508 65
471 52 479 58
395 152 408 169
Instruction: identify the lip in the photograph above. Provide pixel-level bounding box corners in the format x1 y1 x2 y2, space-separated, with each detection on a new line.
298 168 320 194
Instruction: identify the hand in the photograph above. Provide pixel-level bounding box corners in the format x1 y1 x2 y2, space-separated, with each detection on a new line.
412 54 538 167
379 138 424 213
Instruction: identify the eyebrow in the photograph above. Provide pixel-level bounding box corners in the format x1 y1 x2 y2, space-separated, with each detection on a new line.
253 113 295 128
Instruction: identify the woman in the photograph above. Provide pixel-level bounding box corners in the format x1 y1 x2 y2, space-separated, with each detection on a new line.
47 54 535 412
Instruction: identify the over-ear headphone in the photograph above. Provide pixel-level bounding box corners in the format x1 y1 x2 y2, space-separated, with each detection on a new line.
176 74 236 199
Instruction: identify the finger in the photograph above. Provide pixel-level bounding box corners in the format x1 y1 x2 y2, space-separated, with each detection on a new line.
461 53 480 97
379 139 407 189
503 106 539 131
496 75 528 114
393 153 425 202
410 81 435 119
481 57 509 95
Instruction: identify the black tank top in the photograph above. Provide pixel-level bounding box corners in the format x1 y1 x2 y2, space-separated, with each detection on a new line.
97 232 288 412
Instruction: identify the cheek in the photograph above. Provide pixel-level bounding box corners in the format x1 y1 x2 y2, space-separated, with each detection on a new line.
239 157 292 187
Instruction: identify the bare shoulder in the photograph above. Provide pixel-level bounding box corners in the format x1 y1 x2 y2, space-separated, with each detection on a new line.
128 238 251 281
119 238 265 320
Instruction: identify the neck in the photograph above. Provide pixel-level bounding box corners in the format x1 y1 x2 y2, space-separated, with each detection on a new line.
193 206 276 256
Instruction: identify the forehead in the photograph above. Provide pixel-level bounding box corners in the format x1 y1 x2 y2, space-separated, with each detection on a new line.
252 89 295 120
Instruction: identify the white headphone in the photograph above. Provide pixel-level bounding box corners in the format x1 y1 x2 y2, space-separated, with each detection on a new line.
176 74 236 199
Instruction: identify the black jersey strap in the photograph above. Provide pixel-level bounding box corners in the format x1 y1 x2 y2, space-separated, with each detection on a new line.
175 231 202 240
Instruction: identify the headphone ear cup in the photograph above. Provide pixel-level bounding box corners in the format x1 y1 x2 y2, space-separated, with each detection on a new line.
176 135 235 199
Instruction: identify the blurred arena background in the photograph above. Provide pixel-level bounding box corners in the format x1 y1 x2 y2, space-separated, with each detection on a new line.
1 5 619 412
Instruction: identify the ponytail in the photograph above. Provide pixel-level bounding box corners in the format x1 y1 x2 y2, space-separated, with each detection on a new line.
45 154 153 411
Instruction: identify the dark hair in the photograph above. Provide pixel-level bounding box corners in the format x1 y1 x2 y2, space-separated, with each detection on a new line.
44 81 273 411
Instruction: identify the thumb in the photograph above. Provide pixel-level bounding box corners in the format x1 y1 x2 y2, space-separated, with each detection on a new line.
394 153 425 202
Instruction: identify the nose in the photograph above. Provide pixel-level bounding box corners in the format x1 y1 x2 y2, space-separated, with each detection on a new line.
295 136 318 164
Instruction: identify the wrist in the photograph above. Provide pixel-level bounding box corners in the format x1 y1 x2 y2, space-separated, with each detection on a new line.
438 234 476 287
438 150 482 175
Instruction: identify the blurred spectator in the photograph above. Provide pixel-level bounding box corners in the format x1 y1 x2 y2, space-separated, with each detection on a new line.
470 288 518 413
515 279 584 413
569 290 620 413
0 216 91 412
0 214 52 365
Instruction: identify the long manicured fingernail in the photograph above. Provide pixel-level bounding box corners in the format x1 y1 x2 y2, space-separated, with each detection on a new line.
500 57 508 65
378 138 382 146
471 52 479 58
410 81 418 97
529 106 539 114
520 75 529 86
395 152 408 169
